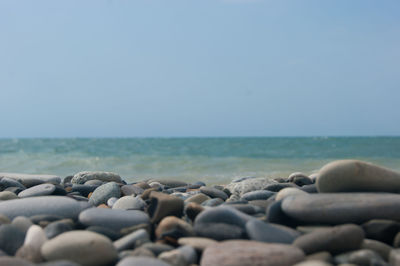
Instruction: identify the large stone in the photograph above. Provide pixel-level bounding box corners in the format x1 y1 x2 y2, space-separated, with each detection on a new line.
18 184 56 198
0 196 82 220
293 224 364 255
245 219 300 244
201 240 305 266
89 182 121 206
41 231 117 266
361 219 400 244
317 160 400 193
0 173 61 184
71 171 122 184
281 193 400 224
79 208 149 231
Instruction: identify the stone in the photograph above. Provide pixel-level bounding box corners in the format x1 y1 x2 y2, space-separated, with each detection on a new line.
264 183 298 192
194 222 245 241
24 225 47 249
12 217 33 234
293 261 332 266
0 256 35 266
389 249 400 266
86 226 121 241
245 219 300 244
79 208 149 231
282 193 400 224
200 186 228 200
0 173 61 184
16 245 43 263
0 177 26 189
334 249 386 265
225 177 277 197
71 171 122 184
84 179 103 186
119 247 155 258
201 198 224 207
275 187 307 201
158 249 187 266
177 245 197 265
394 232 400 248
306 251 333 263
0 191 18 200
71 184 98 197
288 172 313 186
44 220 73 239
112 196 146 210
113 229 149 251
89 182 121 206
0 224 26 255
293 224 364 255
107 197 118 207
148 191 184 223
155 216 194 241
149 179 187 188
266 200 297 227
201 240 305 266
241 190 275 201
185 202 204 221
141 243 175 256
361 219 400 244
0 196 82 220
195 205 253 229
0 214 10 225
116 257 170 266
184 193 211 204
41 231 118 266
18 184 56 198
225 203 260 215
121 184 144 196
361 239 392 261
299 184 318 193
317 160 400 193
37 260 81 266
178 237 217 252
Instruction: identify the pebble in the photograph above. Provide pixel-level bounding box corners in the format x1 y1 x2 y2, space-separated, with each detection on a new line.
86 226 121 241
361 238 392 261
12 216 33 233
317 160 400 193
44 220 73 239
71 184 98 197
201 240 305 266
281 193 400 224
150 179 187 188
194 222 245 241
184 193 210 204
121 184 144 196
361 219 400 244
155 216 194 241
245 219 300 244
0 173 61 184
0 224 26 255
275 187 307 201
334 249 386 265
293 224 365 255
201 197 224 206
148 191 184 223
264 182 298 192
18 184 56 198
194 206 253 229
71 171 122 184
0 177 26 189
112 195 146 210
0 191 18 200
116 256 171 266
79 208 149 231
0 256 35 266
240 190 275 201
89 182 121 206
225 177 277 197
178 237 217 252
141 243 175 256
200 186 228 200
0 196 83 220
113 228 149 251
158 249 188 266
41 230 118 266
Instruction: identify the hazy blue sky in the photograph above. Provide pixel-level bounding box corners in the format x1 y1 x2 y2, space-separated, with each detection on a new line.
1 0 399 137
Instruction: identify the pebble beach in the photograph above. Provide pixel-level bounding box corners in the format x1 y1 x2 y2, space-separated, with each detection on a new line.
1 159 400 266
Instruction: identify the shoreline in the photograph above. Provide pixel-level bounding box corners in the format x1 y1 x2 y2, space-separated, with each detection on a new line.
0 160 400 265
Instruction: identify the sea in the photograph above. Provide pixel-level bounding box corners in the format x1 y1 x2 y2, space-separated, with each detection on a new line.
0 137 399 184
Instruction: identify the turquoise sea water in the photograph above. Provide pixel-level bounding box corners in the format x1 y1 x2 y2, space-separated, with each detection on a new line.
0 137 399 184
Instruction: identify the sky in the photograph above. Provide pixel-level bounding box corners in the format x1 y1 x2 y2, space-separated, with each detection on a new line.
1 0 399 137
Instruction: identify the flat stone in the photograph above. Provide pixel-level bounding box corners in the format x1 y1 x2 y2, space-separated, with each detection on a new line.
79 208 149 231
246 219 300 244
18 184 56 198
178 237 217 252
282 193 400 224
200 186 228 200
113 228 149 251
71 171 122 184
0 177 26 189
225 177 277 197
264 183 298 192
44 220 73 239
89 182 121 206
194 222 245 241
148 191 184 223
0 191 18 200
241 190 275 201
117 257 170 266
0 196 82 220
0 173 61 184
201 240 305 266
195 206 254 229
184 193 211 204
317 160 400 193
112 196 146 210
293 224 364 255
41 231 117 266
0 224 26 255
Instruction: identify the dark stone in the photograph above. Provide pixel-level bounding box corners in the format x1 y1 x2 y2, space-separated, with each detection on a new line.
298 184 318 193
0 224 25 255
141 243 174 256
334 249 386 266
121 185 144 196
45 220 73 239
246 220 300 244
361 219 400 244
18 184 56 198
185 202 204 221
71 184 98 197
201 198 224 207
0 177 26 190
147 191 184 223
155 216 194 241
241 190 275 201
194 206 253 229
293 224 364 255
194 222 245 241
200 186 228 200
266 199 297 227
264 183 298 192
